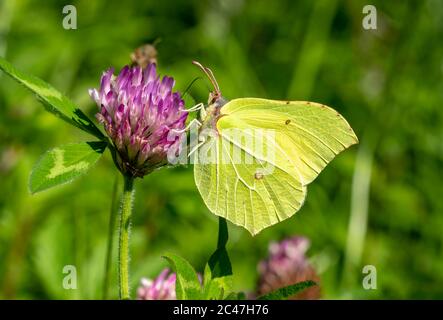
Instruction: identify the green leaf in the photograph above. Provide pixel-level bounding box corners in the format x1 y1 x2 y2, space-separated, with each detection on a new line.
202 265 223 299
163 252 203 300
0 56 104 139
202 264 232 300
257 280 317 300
29 141 107 194
224 292 246 300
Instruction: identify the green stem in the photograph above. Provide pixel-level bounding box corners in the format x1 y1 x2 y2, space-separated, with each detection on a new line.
118 175 135 300
217 217 228 249
208 217 232 278
103 175 120 299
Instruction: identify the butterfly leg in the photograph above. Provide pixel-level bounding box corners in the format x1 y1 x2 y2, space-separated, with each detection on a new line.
182 102 204 113
170 118 202 134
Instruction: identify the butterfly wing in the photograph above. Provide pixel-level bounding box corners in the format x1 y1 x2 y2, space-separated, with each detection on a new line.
193 131 307 235
219 98 359 185
194 98 358 235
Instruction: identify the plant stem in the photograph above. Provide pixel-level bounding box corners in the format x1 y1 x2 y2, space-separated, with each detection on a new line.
118 175 135 300
217 217 228 249
103 175 120 299
208 217 232 278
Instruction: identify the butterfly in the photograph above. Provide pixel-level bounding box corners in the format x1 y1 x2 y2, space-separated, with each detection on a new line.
190 61 358 235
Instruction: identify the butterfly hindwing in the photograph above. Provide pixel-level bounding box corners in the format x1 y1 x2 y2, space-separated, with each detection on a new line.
193 132 306 235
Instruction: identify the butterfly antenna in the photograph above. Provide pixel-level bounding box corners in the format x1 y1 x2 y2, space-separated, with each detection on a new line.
204 67 220 93
192 61 221 97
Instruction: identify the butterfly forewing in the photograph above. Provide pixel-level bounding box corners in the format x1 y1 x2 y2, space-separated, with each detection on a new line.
220 98 358 185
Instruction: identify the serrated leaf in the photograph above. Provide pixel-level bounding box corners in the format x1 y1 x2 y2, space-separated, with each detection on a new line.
203 264 212 288
202 278 224 300
202 264 232 300
0 56 104 139
257 280 317 300
163 252 203 300
29 141 107 194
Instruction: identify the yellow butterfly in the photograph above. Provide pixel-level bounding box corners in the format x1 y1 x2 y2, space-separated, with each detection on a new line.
191 62 358 235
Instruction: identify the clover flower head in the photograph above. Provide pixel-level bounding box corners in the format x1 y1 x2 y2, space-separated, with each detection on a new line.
257 236 320 299
89 64 187 177
137 268 176 300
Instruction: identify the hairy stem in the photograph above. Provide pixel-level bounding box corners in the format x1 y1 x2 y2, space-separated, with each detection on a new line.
103 175 120 299
118 175 135 300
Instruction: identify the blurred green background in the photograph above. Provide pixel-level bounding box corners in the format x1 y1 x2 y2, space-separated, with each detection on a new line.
1 0 442 299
